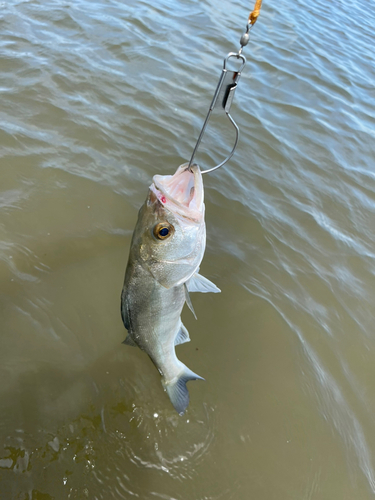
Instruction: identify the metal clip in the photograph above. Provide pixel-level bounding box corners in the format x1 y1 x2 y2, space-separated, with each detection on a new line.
188 53 246 175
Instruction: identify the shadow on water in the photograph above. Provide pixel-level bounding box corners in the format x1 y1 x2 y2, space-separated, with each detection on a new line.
0 343 217 499
0 237 218 499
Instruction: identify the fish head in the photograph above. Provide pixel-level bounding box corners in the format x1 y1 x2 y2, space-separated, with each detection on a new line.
133 163 206 288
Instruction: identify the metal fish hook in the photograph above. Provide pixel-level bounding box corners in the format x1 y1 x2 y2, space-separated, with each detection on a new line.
186 0 262 175
188 53 246 175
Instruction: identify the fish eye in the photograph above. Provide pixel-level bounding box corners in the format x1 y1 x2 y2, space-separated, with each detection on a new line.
153 222 174 240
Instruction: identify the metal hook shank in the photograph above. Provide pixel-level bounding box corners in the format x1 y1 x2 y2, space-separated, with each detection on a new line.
201 113 239 175
188 53 246 174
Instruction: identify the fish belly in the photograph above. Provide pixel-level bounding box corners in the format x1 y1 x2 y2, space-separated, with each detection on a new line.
121 260 184 358
121 261 203 414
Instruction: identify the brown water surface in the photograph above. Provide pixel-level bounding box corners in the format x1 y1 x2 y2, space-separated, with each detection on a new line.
1 0 375 498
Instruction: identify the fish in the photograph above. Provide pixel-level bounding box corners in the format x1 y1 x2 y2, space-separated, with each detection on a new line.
120 162 220 415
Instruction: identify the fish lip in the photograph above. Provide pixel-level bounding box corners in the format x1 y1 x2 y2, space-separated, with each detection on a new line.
151 163 204 218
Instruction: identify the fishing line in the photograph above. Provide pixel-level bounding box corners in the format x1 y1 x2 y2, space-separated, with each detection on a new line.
188 0 263 175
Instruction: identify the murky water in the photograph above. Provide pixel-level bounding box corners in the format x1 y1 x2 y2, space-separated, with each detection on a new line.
1 0 374 498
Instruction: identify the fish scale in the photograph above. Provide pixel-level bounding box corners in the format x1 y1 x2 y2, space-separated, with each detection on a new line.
121 163 220 414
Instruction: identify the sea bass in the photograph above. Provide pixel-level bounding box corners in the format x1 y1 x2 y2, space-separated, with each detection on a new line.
120 163 220 414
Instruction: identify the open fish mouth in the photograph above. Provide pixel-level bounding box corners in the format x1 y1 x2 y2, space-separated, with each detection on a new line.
151 163 204 217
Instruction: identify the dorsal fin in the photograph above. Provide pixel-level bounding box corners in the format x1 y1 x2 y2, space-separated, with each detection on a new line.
122 334 136 347
121 293 131 330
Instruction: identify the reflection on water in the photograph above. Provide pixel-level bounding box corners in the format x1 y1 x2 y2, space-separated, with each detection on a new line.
0 346 217 498
1 0 375 498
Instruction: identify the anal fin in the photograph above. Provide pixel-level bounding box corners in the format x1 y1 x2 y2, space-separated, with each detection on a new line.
175 323 190 346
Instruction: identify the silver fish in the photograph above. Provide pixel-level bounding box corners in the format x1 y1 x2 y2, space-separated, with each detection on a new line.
121 163 220 414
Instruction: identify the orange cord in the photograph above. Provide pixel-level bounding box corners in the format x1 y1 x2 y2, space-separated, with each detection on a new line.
248 0 263 25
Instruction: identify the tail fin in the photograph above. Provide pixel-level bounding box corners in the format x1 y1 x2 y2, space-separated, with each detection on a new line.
163 366 204 415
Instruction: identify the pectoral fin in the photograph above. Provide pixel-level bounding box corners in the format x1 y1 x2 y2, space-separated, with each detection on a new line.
187 273 221 293
184 283 197 319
